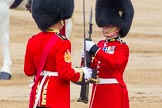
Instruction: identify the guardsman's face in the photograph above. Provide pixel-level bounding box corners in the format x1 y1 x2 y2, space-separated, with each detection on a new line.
102 25 120 38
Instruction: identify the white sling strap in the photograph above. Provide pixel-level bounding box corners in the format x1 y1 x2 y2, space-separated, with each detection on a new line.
33 71 58 108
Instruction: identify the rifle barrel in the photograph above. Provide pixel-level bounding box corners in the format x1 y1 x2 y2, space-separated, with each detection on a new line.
83 0 87 67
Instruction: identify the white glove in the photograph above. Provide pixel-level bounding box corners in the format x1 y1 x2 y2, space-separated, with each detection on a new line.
85 40 95 52
82 67 92 79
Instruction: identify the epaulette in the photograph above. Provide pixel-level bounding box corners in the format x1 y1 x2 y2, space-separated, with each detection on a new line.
56 33 67 40
119 39 126 44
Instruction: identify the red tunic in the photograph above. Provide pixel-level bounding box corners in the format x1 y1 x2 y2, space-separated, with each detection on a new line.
24 32 81 108
89 39 129 108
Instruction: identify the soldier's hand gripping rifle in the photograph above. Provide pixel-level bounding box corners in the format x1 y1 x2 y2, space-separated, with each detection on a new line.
77 7 97 104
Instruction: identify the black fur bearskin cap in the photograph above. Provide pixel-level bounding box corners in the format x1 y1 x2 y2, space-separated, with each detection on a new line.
32 0 74 31
95 0 134 37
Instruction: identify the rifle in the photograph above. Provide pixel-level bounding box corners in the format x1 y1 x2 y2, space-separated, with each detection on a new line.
77 6 94 104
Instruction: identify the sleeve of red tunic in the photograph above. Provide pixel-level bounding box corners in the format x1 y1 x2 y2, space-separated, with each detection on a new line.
24 38 37 76
95 43 129 69
56 39 82 82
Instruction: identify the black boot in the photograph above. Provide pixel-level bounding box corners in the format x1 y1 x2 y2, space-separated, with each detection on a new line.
0 72 11 80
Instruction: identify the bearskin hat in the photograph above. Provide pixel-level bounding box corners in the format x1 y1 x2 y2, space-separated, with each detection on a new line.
32 0 74 31
95 0 134 37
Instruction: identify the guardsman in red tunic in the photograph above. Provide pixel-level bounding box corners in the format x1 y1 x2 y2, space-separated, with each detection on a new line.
83 0 134 108
24 0 92 108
